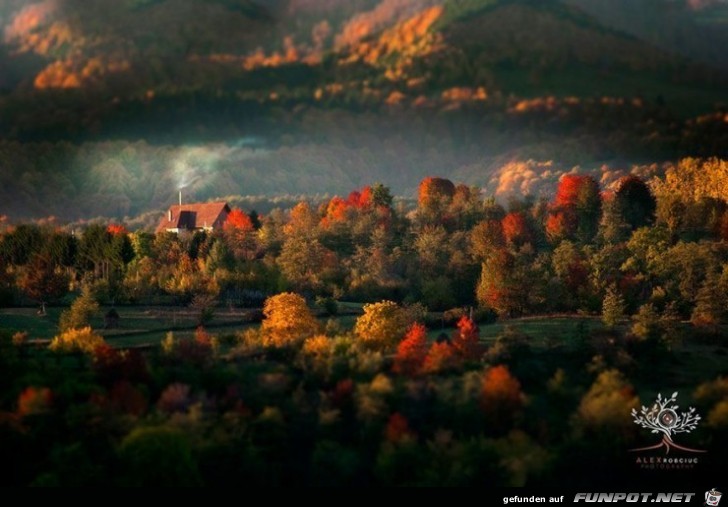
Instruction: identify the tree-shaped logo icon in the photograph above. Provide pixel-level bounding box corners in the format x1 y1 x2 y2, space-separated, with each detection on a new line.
630 392 705 454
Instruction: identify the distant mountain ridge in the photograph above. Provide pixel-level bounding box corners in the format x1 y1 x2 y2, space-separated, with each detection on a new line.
0 0 724 97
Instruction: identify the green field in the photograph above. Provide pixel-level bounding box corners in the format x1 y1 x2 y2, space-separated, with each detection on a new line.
3 306 725 389
0 306 257 347
1 304 601 347
0 304 640 350
429 316 601 344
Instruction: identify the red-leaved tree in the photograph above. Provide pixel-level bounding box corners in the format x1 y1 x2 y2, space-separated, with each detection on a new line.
392 323 429 376
225 208 254 231
502 212 533 247
385 412 414 443
347 186 373 209
17 386 53 417
547 174 601 242
107 224 128 236
451 315 480 361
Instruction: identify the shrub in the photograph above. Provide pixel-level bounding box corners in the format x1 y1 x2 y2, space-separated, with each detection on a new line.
118 426 201 486
49 327 105 355
481 365 524 429
17 386 52 417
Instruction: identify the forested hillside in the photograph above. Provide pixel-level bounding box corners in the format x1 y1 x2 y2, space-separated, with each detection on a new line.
0 0 725 222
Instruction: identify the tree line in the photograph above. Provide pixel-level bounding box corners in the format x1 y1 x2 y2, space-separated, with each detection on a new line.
1 157 727 334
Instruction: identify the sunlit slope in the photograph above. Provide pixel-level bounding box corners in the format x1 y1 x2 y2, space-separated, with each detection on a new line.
338 0 726 112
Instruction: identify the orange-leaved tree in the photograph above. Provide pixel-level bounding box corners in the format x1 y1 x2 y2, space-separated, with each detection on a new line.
418 177 456 219
502 211 533 247
261 292 319 348
322 196 349 226
481 365 525 430
284 201 319 237
422 341 459 374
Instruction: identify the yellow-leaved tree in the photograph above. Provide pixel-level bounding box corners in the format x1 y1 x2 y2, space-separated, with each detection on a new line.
49 327 105 354
354 300 410 350
577 369 639 433
261 292 319 348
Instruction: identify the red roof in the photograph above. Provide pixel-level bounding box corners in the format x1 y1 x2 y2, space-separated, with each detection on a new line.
156 202 230 233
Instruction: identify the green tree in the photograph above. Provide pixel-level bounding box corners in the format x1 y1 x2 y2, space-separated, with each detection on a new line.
602 285 625 328
599 196 631 244
78 224 133 280
204 239 233 275
415 225 449 271
449 184 484 229
123 257 159 303
278 235 338 294
59 285 100 331
130 231 154 260
691 275 725 328
651 241 722 310
0 224 43 266
551 240 588 308
420 276 456 310
614 176 656 232
118 426 201 487
45 232 78 268
631 303 661 340
624 226 671 273
190 293 217 326
370 182 394 208
476 247 540 317
0 264 13 306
